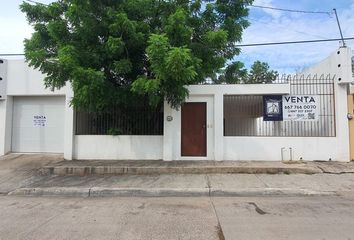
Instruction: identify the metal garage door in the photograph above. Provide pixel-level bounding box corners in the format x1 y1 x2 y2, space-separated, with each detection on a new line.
12 96 65 153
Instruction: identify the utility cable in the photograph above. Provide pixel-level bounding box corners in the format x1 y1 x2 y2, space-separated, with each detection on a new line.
235 37 354 47
1 37 354 56
248 4 332 16
247 17 331 40
0 54 25 56
2 37 354 56
24 0 48 6
24 0 333 16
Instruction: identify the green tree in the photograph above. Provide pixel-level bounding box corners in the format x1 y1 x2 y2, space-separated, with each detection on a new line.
215 61 248 84
245 60 278 84
21 0 253 111
216 60 278 84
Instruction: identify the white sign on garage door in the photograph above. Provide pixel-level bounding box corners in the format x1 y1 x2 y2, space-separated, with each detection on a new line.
12 96 65 153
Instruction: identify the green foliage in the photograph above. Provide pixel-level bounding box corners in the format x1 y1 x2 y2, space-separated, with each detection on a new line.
21 0 253 111
107 127 123 136
165 8 193 47
216 61 248 84
246 61 278 84
131 34 200 108
217 60 278 84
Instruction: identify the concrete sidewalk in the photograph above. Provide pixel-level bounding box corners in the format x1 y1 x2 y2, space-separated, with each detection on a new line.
0 153 62 195
1 154 354 198
8 173 354 198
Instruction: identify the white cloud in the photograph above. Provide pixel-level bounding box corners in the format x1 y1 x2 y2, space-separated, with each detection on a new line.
0 16 33 54
238 3 354 73
0 0 55 56
252 0 283 19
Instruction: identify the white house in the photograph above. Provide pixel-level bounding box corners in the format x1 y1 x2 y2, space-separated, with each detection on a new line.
0 47 352 161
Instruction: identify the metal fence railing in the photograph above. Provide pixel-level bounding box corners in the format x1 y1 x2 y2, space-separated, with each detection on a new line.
224 74 336 137
202 73 303 85
75 106 163 135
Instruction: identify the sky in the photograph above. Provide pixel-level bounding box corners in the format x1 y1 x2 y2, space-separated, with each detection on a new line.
240 0 354 72
0 0 353 73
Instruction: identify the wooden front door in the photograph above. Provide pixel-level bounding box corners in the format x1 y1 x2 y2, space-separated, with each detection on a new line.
181 102 207 157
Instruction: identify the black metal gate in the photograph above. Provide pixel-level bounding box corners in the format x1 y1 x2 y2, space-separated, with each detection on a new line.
75 106 163 135
223 74 336 137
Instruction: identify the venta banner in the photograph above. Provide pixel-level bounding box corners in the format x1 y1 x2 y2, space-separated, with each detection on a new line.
282 95 319 121
33 115 47 127
263 95 319 121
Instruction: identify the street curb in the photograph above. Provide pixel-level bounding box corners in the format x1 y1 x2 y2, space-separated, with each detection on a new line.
210 188 336 197
8 187 337 198
41 166 323 176
89 187 210 197
8 187 90 197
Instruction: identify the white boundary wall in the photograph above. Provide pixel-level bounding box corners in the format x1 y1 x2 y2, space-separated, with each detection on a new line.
163 47 352 161
0 47 352 161
163 84 291 161
74 135 163 160
223 48 351 161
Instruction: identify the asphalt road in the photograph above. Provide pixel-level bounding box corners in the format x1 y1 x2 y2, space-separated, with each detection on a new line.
0 195 354 240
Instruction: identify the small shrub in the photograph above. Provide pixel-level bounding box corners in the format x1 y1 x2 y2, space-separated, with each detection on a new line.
107 128 123 136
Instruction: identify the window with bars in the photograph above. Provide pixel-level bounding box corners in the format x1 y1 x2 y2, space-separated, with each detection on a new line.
75 106 163 135
223 75 336 137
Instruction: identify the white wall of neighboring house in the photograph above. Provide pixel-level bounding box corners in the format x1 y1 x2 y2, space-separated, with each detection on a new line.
6 60 67 96
0 47 352 161
0 59 74 159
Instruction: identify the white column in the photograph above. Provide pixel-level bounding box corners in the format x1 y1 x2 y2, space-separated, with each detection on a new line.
63 86 74 160
163 101 173 161
214 92 224 161
334 84 350 161
334 48 352 161
0 97 13 156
